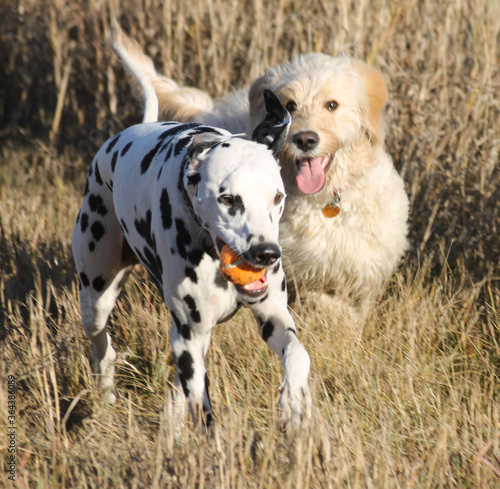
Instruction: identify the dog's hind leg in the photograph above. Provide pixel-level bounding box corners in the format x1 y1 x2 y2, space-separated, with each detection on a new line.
72 166 136 402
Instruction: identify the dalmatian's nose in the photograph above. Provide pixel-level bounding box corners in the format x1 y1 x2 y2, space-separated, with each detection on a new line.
247 243 281 267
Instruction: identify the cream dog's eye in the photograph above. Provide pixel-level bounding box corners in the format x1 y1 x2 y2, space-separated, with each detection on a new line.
326 100 339 111
285 100 297 113
274 191 284 205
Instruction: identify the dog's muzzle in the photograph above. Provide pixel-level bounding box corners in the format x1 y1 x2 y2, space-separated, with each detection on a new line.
244 243 281 268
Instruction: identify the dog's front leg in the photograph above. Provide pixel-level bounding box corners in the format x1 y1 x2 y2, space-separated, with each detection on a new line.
251 300 311 433
169 317 213 429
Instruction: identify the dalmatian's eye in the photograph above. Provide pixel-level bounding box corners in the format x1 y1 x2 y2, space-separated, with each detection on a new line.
274 192 284 205
218 194 234 206
326 100 339 111
285 100 297 113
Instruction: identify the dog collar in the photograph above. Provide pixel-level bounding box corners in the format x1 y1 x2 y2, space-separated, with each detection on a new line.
322 189 341 218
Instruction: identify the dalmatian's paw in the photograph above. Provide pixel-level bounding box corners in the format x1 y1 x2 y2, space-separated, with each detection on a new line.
93 349 117 403
279 379 312 434
100 387 117 404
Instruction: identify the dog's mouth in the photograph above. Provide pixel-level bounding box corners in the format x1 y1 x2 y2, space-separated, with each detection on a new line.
295 154 334 194
235 273 268 299
216 238 269 299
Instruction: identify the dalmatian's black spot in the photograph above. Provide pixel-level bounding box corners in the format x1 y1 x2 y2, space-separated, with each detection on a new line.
80 272 90 288
286 327 297 336
88 194 108 216
260 320 275 342
88 165 93 177
246 234 255 243
156 254 163 276
214 269 228 290
106 181 113 191
185 266 198 283
259 235 265 242
183 295 201 323
121 141 133 157
177 350 195 396
80 213 89 233
158 141 170 157
88 242 95 252
157 166 163 181
76 210 81 224
90 221 105 242
158 122 201 141
170 248 176 255
160 189 172 229
84 179 89 196
272 262 280 274
134 210 154 249
228 195 245 217
187 248 204 266
281 277 286 292
171 311 191 340
202 241 218 261
140 140 163 174
219 186 226 194
175 219 191 259
187 172 201 187
144 245 163 277
110 151 119 172
221 142 230 148
120 219 129 234
92 276 106 292
134 246 162 288
163 144 173 162
174 136 192 156
94 164 103 185
106 134 121 154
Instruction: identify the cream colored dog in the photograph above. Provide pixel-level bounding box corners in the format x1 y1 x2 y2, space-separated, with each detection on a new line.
113 31 409 320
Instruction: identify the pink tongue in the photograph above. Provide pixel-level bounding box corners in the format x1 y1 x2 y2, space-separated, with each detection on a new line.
296 157 326 194
242 275 268 291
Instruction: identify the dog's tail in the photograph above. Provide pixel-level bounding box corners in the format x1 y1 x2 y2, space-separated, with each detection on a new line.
109 24 213 123
109 25 159 123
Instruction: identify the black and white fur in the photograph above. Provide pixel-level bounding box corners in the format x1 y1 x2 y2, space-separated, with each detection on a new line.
72 39 311 430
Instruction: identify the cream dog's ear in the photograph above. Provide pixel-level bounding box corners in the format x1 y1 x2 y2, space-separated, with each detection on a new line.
248 74 271 125
354 61 388 144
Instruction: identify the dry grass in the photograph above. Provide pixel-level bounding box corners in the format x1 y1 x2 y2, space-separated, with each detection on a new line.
1 0 499 487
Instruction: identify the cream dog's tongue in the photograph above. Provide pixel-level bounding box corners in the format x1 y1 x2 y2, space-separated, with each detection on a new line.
296 157 326 194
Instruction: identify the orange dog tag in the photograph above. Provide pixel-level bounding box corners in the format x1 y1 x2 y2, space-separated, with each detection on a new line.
322 205 340 218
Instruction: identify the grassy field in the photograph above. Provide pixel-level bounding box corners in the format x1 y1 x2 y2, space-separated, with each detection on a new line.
1 0 499 487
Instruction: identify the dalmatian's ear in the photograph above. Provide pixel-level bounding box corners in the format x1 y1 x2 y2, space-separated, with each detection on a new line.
251 89 291 158
187 133 224 170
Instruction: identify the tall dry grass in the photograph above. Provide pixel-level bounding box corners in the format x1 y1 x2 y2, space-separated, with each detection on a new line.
0 0 499 487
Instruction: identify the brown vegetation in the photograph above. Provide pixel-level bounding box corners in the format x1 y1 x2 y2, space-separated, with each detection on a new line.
0 0 499 487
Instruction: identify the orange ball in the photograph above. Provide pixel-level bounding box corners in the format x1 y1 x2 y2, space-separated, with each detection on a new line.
219 244 266 286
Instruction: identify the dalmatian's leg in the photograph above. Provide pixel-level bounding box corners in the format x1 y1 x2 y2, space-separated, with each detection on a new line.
251 263 312 431
169 311 214 427
72 173 136 402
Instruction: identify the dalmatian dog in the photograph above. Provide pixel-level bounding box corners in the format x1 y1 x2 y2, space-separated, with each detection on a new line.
72 39 311 431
